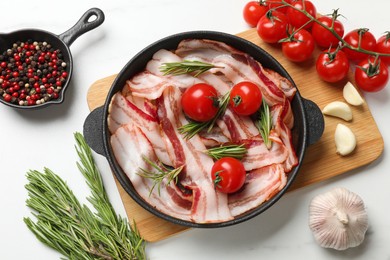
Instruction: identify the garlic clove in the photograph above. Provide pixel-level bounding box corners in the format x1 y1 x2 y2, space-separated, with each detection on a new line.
335 123 356 156
322 101 353 121
309 187 368 251
343 81 365 106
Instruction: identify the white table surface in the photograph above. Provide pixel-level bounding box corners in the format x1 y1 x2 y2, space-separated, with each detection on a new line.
1 0 389 259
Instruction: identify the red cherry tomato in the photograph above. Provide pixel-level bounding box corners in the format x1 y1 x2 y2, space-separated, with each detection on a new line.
286 0 317 29
243 1 269 27
311 16 344 49
229 81 263 116
375 32 390 66
282 29 315 62
343 29 377 62
211 157 246 194
316 49 350 83
256 10 288 43
267 0 292 13
181 83 218 122
355 58 389 92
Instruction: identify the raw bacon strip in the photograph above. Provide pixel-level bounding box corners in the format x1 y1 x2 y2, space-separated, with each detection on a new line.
272 104 298 172
264 68 296 100
175 39 289 106
228 164 287 217
241 133 289 172
108 92 171 165
110 123 192 220
157 86 233 223
126 49 201 99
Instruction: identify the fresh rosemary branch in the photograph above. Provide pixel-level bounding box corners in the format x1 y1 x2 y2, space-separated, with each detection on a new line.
24 132 146 260
178 90 231 139
205 144 247 160
256 100 273 149
137 156 184 196
159 60 221 77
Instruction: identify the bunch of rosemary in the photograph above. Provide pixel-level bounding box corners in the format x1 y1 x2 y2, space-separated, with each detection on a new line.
24 132 146 260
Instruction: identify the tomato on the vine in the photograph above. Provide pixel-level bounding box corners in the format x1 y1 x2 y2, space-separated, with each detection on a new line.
282 29 315 62
229 81 263 116
375 32 390 66
355 58 389 92
211 157 246 194
286 0 317 30
243 1 269 27
256 10 288 43
311 16 344 49
343 29 377 62
316 48 350 83
267 0 292 13
181 83 219 122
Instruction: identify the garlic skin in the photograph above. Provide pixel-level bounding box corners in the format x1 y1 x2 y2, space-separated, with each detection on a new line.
309 187 368 250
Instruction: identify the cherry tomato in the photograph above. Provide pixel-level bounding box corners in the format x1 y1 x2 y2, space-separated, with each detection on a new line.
286 0 317 30
375 32 390 66
343 29 377 62
256 10 288 43
311 16 344 49
181 83 218 122
355 58 389 92
243 1 269 27
267 0 292 13
282 29 315 62
316 49 350 83
211 157 246 194
229 81 263 116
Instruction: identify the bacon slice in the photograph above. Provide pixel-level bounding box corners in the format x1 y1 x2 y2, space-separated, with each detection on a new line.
126 49 201 99
175 39 287 106
272 104 298 172
228 164 287 217
110 123 192 220
241 133 289 172
157 86 233 223
108 92 171 165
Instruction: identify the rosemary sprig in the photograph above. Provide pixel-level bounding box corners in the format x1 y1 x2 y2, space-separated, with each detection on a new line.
24 133 146 260
137 156 184 196
256 100 273 149
205 144 247 160
178 90 231 139
159 60 221 77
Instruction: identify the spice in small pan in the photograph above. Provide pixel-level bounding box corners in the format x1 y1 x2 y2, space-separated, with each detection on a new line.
0 40 68 106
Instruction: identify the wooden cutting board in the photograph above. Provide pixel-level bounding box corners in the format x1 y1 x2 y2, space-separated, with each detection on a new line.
86 28 384 242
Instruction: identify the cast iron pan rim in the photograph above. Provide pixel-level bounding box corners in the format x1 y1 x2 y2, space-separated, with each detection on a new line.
0 29 73 109
102 30 308 228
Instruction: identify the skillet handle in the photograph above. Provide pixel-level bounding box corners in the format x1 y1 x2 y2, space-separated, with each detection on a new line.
83 106 106 156
59 8 105 46
302 98 324 146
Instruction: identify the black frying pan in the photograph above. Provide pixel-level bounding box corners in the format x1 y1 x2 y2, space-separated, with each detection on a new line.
0 8 104 109
83 31 325 228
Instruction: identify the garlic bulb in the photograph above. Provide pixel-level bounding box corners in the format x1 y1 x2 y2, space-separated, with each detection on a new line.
309 187 368 250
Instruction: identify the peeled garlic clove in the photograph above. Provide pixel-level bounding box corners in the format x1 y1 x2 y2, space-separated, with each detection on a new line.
335 123 356 156
322 101 353 121
343 81 364 106
309 187 368 250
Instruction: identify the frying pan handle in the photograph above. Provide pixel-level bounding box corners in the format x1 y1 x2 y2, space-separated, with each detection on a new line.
59 8 105 46
302 98 324 146
83 106 106 156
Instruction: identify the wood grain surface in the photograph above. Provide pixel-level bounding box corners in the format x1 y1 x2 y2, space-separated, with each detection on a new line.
86 28 384 242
